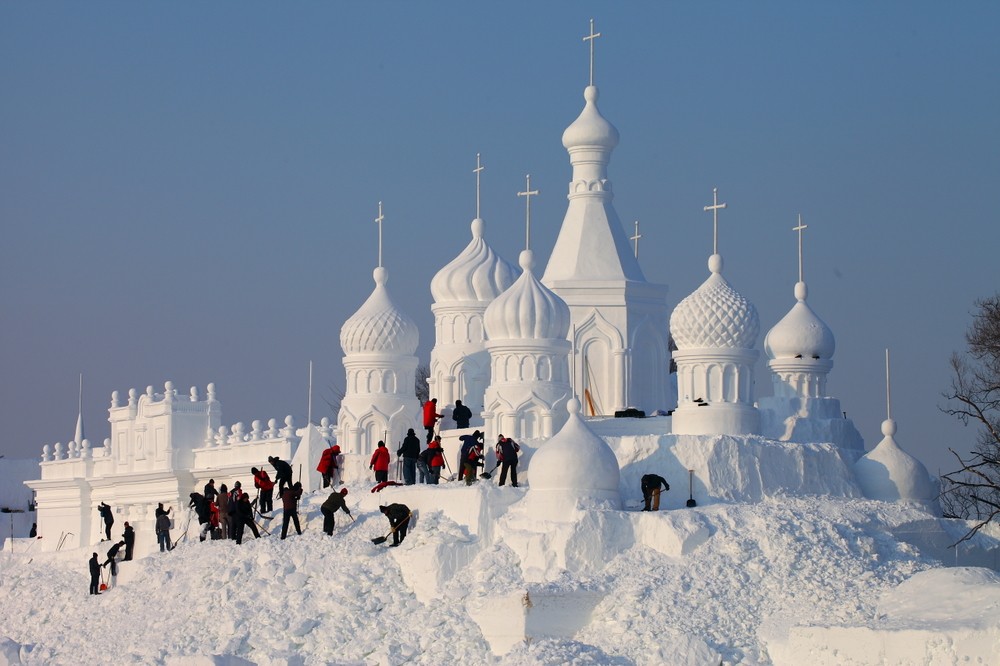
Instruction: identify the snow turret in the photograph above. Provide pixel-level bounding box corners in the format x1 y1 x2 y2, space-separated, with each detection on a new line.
855 418 937 503
482 250 572 441
670 253 761 435
429 216 518 414
338 259 420 457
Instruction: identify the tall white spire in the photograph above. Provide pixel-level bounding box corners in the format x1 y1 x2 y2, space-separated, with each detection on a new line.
73 373 84 444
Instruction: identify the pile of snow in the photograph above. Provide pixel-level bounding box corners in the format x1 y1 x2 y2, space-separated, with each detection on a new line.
1 479 997 665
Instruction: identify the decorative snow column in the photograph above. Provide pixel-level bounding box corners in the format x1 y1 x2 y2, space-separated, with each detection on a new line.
338 265 421 456
541 83 671 416
482 249 572 442
429 215 518 416
670 253 761 435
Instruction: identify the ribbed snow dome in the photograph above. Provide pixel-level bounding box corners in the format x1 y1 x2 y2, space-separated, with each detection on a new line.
765 282 836 360
484 250 571 341
529 398 621 496
340 267 419 355
430 218 519 303
854 419 936 502
561 86 620 150
670 254 760 350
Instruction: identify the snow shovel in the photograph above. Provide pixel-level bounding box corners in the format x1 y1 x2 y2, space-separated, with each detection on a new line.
99 567 108 592
480 462 500 479
371 512 411 545
686 469 697 508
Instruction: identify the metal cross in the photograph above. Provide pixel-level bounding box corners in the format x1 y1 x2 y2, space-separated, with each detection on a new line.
703 187 728 255
583 18 602 86
374 201 385 268
631 220 642 258
793 214 808 283
517 174 539 250
473 153 485 219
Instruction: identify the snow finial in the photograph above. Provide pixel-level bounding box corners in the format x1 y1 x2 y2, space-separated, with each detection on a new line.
631 220 641 258
704 186 728 256
473 152 485 220
374 201 385 268
583 18 602 87
517 174 539 251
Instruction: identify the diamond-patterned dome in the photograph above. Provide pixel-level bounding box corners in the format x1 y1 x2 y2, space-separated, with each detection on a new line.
340 267 419 355
670 255 759 350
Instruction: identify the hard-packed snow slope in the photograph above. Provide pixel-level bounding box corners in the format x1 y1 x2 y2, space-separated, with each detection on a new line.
0 486 996 665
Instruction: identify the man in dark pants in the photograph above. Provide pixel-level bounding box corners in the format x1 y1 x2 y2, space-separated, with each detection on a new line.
122 522 135 561
640 474 670 511
234 494 261 545
89 553 101 595
103 540 125 585
268 456 294 495
497 436 521 487
98 502 114 541
280 482 303 540
379 503 411 547
252 466 275 514
321 488 351 535
397 429 421 486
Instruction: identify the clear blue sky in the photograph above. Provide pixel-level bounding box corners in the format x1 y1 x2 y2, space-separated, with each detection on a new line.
2 3 998 474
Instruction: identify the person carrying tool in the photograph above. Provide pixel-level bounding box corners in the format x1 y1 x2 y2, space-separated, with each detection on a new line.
234 493 260 545
279 482 303 540
640 473 670 511
321 488 351 535
464 442 485 486
317 444 341 488
378 503 411 547
102 540 125 582
369 440 391 483
252 466 275 514
98 502 114 541
268 456 294 495
422 398 442 444
456 430 482 481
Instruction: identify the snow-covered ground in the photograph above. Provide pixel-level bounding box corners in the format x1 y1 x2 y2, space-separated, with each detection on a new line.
1 481 998 665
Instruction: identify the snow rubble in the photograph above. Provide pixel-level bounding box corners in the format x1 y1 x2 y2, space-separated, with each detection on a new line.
2 438 1000 666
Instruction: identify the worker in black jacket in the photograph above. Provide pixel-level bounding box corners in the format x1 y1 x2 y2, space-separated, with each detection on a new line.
89 553 101 595
379 503 411 547
268 455 294 494
640 474 670 511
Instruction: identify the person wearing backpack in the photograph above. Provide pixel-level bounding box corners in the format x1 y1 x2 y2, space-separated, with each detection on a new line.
497 436 521 487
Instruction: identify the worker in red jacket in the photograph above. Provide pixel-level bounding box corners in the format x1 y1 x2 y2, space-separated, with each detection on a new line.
422 398 442 444
317 444 341 488
369 440 391 483
252 466 275 514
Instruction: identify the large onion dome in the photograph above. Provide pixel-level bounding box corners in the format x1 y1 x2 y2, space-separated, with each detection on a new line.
529 398 621 497
670 254 760 350
484 250 571 341
765 281 835 360
561 86 620 151
340 267 419 355
430 218 518 303
855 419 936 502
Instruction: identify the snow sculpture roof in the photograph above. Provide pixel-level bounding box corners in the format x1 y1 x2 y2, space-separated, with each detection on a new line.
854 419 936 501
529 398 621 496
670 254 760 350
765 281 836 360
340 267 419 355
430 218 518 303
562 86 620 151
484 250 570 341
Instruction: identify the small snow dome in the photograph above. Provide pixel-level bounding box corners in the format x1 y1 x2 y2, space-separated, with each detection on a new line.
670 254 760 350
561 86 620 151
484 250 571 341
529 398 621 501
854 419 936 502
340 267 419 355
430 218 518 304
765 281 836 360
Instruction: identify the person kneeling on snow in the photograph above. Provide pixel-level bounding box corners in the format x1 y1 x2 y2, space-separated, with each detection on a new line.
640 474 670 511
379 503 411 547
321 488 351 535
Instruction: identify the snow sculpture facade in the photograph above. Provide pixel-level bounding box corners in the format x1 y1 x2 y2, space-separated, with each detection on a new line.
482 249 572 441
429 217 518 419
338 266 421 456
670 254 761 435
542 84 671 417
26 383 316 558
855 418 937 504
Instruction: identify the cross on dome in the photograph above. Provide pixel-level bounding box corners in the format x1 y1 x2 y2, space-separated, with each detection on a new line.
703 187 728 255
517 174 539 250
793 214 808 283
631 220 642 258
473 153 485 219
374 201 385 268
583 18 602 86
